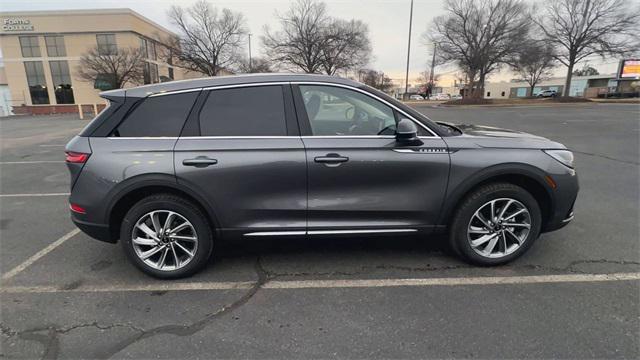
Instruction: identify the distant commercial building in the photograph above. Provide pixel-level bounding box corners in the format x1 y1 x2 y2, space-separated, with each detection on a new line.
0 9 205 115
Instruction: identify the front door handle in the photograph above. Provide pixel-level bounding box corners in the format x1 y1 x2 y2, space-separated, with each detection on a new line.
183 156 218 168
314 153 349 166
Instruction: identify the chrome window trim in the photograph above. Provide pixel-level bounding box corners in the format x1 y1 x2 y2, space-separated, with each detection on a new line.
300 135 396 139
291 81 440 138
179 136 297 140
244 231 306 237
202 82 288 91
147 88 203 97
107 137 179 140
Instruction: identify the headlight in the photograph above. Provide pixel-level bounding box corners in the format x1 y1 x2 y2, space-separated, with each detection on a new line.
543 150 575 168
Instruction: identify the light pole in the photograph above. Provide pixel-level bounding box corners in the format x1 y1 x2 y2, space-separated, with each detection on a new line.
248 33 252 72
428 42 436 98
404 0 414 100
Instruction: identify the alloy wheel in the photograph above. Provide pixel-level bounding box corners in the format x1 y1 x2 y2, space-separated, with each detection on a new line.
467 198 531 258
131 210 198 271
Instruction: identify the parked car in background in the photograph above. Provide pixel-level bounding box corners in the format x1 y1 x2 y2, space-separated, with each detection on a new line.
409 94 425 100
433 93 451 101
537 90 558 98
66 74 578 278
450 94 463 100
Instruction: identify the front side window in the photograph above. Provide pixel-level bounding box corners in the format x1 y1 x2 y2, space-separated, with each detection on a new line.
45 36 66 57
24 61 49 104
199 86 287 136
113 92 199 137
299 85 396 136
49 61 74 104
96 34 117 55
19 36 40 57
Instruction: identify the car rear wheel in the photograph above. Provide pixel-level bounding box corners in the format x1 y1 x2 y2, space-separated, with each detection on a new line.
120 194 213 279
449 183 542 265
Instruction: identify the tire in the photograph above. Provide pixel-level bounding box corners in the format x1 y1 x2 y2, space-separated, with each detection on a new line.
120 194 213 279
448 183 542 266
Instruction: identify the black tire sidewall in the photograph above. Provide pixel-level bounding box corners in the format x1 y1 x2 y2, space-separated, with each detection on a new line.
450 184 542 266
120 195 213 279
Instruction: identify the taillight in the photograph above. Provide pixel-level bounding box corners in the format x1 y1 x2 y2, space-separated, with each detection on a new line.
69 203 86 214
65 151 90 163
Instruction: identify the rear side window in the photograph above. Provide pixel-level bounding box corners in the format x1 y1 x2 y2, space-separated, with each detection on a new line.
199 86 287 136
113 92 198 137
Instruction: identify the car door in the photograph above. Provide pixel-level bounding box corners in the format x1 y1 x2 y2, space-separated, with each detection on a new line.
293 83 450 234
174 84 307 237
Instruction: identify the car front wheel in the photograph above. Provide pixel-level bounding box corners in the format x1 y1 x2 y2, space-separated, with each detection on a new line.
449 183 542 265
120 194 213 278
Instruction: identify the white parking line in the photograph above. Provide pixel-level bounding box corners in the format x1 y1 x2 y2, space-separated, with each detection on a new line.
1 228 80 281
38 144 66 147
0 160 64 164
0 193 70 197
1 272 638 294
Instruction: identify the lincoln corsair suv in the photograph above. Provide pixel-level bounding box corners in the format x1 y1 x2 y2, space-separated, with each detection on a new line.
66 74 578 278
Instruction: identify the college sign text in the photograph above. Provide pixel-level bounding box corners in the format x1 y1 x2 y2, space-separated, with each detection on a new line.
2 18 34 32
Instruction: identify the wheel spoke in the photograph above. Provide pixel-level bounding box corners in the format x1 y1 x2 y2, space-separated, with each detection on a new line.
133 237 157 246
498 200 514 220
137 223 159 241
508 223 531 229
469 226 490 234
174 241 194 257
162 212 175 233
140 245 164 260
471 233 498 247
490 200 496 220
169 222 189 235
170 243 180 267
505 228 524 245
151 212 162 233
169 235 197 242
474 212 492 228
503 208 526 221
157 247 169 269
483 235 499 254
500 231 508 254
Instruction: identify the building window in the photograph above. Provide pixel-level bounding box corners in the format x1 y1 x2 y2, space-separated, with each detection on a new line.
139 37 157 60
45 35 66 57
24 61 49 104
19 36 41 57
501 91 506 97
139 37 148 58
486 91 491 97
49 61 75 104
94 74 115 91
96 34 117 55
168 67 174 80
143 62 159 84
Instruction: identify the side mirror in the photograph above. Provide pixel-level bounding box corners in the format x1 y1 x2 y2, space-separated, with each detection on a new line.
396 118 423 145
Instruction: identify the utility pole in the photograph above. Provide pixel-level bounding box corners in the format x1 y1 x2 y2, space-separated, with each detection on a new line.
248 33 252 72
428 42 436 98
404 0 413 100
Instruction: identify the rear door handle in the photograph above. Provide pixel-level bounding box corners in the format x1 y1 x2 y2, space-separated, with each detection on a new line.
182 156 218 167
314 153 349 164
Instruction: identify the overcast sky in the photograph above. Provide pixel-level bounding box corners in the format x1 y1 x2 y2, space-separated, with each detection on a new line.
2 0 621 86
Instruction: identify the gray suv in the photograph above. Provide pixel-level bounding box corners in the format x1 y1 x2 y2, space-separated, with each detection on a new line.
66 74 578 278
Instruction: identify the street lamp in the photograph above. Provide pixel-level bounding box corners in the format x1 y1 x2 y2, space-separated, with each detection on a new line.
248 33 252 72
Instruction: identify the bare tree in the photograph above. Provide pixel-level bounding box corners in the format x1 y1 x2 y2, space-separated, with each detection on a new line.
358 69 394 92
534 0 640 96
77 46 145 90
427 0 531 98
508 41 556 96
168 0 247 76
238 57 274 73
320 19 372 75
573 65 599 76
262 0 371 74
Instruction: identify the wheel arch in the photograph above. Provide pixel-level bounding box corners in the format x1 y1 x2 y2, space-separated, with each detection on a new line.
104 175 221 242
440 164 555 229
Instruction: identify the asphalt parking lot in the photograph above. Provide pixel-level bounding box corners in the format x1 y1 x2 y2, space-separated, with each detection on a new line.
1 103 639 359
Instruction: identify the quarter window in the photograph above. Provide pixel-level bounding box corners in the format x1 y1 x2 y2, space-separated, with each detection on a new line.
96 34 117 55
19 36 41 57
199 86 287 136
112 92 199 137
299 85 396 136
24 61 49 104
45 36 66 57
49 61 74 104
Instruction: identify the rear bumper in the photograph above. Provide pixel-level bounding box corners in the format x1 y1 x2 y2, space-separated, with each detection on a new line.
71 216 116 243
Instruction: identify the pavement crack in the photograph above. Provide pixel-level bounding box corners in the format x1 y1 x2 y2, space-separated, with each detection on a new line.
94 256 268 359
